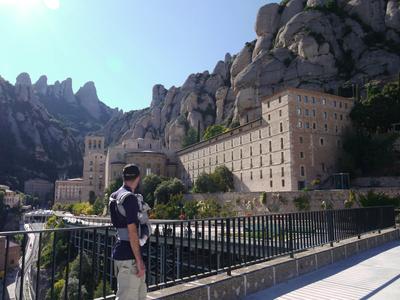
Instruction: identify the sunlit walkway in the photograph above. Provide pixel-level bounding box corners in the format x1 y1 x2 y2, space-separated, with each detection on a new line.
246 240 400 300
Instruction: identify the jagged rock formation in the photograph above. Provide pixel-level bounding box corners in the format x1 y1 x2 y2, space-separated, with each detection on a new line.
101 0 400 151
0 75 83 189
33 75 119 139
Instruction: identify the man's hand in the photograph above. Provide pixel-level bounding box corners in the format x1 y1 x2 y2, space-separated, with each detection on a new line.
127 223 146 278
136 260 146 278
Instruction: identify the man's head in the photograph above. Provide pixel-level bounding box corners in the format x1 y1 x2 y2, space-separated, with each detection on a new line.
122 164 141 190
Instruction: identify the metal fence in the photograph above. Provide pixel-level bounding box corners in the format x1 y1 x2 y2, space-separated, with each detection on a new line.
0 206 396 300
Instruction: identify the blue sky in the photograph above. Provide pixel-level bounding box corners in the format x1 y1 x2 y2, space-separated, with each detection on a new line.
0 0 273 111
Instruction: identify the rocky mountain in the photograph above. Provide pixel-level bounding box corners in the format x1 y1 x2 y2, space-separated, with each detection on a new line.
101 0 400 150
0 75 83 189
33 74 119 139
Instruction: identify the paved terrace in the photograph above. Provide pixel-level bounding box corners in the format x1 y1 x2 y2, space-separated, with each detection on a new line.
246 240 400 300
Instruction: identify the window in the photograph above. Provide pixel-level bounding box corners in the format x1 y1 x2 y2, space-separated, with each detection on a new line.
297 121 303 128
313 122 316 130
282 179 285 187
269 141 272 152
281 167 284 177
269 154 272 165
250 146 253 156
259 143 262 154
268 114 271 121
240 173 243 181
321 163 325 172
270 180 273 188
280 122 283 132
278 96 282 103
300 166 305 177
322 98 326 105
297 95 301 102
335 125 338 133
250 158 253 168
312 97 316 104
340 114 343 120
339 102 342 108
279 110 282 117
281 152 284 163
334 113 337 120
297 108 302 115
305 109 309 116
259 130 261 139
280 138 284 149
269 168 272 178
250 171 253 180
223 153 225 162
324 112 328 119
324 124 328 131
267 101 270 108
304 95 308 103
300 152 304 159
299 136 303 143
312 109 316 117
240 161 243 170
320 138 324 146
240 136 242 145
334 100 337 107
240 149 243 158
231 151 233 160
345 103 348 109
268 127 271 137
305 122 310 129
260 170 263 179
260 156 263 166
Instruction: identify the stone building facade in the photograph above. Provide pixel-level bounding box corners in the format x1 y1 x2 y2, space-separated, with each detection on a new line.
177 88 354 192
82 135 106 200
0 236 20 274
0 185 22 208
24 179 54 202
54 178 83 204
104 137 177 188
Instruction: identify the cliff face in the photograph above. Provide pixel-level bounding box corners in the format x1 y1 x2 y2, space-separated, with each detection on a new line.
101 0 400 150
33 75 119 139
0 75 83 189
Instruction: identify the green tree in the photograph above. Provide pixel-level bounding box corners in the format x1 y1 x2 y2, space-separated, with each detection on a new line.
339 129 398 176
92 197 105 215
59 277 89 300
193 172 218 193
182 127 198 148
350 81 400 133
212 165 234 192
88 191 96 205
93 280 113 299
202 125 228 140
183 200 199 219
197 199 221 218
142 174 162 207
154 178 185 204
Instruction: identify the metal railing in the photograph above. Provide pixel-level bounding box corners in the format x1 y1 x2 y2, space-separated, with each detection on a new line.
0 206 396 300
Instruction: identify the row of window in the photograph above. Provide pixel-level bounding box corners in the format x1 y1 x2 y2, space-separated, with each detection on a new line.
186 151 286 171
297 120 345 133
297 94 349 109
296 108 348 121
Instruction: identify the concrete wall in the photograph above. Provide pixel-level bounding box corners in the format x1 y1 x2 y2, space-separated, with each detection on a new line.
183 187 400 214
146 228 400 300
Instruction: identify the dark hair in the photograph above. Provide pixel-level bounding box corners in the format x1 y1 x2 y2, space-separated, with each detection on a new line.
122 164 140 181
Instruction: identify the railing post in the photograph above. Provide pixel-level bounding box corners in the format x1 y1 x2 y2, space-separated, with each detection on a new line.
357 209 361 239
227 218 231 276
378 207 382 234
327 210 334 247
289 213 294 258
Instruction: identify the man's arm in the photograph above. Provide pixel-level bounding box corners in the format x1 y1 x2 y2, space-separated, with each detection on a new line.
127 223 145 277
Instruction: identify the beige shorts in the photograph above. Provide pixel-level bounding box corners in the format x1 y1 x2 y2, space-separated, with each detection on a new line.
114 259 147 300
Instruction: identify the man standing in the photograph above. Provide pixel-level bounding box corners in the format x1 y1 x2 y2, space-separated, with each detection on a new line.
109 164 146 300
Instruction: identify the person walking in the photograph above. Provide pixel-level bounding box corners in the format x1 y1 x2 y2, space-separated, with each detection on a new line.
109 164 147 300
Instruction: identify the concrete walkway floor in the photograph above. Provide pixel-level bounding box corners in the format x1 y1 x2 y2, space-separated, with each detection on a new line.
245 240 400 300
